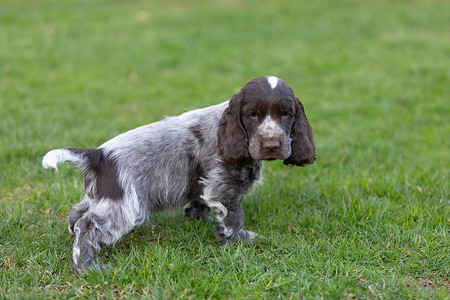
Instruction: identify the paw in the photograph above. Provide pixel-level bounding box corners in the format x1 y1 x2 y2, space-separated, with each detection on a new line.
73 262 109 276
183 202 196 218
238 230 260 244
183 202 212 222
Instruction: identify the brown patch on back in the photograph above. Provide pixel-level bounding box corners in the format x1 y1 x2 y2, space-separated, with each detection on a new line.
68 148 124 200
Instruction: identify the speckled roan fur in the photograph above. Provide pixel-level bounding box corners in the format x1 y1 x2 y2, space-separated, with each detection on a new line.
42 76 316 275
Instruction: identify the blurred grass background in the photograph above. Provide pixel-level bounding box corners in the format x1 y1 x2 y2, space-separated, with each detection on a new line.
0 0 449 298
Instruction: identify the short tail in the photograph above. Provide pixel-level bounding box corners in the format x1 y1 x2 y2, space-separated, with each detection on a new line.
42 148 101 172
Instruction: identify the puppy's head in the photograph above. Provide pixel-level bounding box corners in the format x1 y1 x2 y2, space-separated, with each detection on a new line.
218 76 316 166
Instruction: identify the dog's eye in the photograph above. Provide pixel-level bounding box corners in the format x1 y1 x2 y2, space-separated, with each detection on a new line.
282 111 293 117
246 112 259 119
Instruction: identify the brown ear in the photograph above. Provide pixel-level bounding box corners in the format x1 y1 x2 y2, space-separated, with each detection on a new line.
283 98 316 166
217 93 250 164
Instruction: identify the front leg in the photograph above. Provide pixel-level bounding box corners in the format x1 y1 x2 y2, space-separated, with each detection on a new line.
200 162 262 245
183 200 212 222
213 201 258 244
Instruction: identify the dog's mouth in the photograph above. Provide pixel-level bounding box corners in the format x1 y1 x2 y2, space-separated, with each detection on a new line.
251 150 291 161
249 137 292 161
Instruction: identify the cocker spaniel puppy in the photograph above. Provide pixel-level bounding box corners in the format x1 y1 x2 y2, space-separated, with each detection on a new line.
42 76 316 274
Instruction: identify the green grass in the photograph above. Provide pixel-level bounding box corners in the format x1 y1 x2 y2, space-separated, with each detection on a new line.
1 0 449 298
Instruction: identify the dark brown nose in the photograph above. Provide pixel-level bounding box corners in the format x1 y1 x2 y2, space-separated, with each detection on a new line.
262 139 281 151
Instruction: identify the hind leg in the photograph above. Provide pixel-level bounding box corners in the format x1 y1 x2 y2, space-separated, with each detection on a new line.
68 196 90 234
72 200 143 275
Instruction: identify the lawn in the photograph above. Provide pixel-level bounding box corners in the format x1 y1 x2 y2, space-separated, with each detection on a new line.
1 0 449 298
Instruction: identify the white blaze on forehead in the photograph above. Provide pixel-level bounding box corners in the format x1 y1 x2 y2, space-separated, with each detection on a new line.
267 76 279 89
